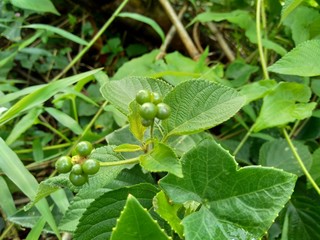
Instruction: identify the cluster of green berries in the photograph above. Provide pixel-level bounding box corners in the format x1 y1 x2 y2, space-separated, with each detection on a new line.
55 141 100 186
135 90 171 127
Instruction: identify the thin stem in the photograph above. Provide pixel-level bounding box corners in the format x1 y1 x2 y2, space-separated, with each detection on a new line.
283 128 320 195
52 0 129 81
233 125 254 156
100 157 140 167
36 121 71 143
0 222 15 240
256 0 269 79
14 143 71 154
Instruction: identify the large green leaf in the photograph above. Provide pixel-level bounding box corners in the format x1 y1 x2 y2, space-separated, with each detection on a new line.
73 183 158 240
100 76 173 115
240 79 277 104
110 194 169 240
0 68 101 126
268 40 320 76
0 138 60 238
253 82 316 132
259 139 312 176
162 80 245 139
160 139 297 239
10 0 59 15
310 148 320 187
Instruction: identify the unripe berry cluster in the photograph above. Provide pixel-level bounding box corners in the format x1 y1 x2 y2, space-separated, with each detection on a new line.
135 90 171 127
55 141 100 186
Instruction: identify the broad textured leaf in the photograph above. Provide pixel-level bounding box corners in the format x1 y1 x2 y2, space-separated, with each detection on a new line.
160 139 297 239
259 139 312 176
74 183 158 240
281 0 304 22
23 24 88 45
153 191 183 238
240 79 277 104
140 143 183 177
10 0 59 15
45 107 83 135
5 108 42 145
118 12 165 42
0 138 60 236
110 195 169 240
59 146 125 232
100 76 172 115
0 68 101 126
162 80 245 138
280 183 320 240
253 82 316 132
268 40 320 76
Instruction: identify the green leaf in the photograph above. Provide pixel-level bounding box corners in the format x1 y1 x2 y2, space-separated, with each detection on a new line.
59 146 125 232
283 6 320 45
10 0 59 15
280 182 320 240
118 12 165 42
128 101 147 142
110 194 169 240
253 82 316 132
0 176 16 217
259 139 312 176
100 76 173 115
73 183 158 240
140 143 183 177
113 143 143 152
153 191 183 238
268 40 320 76
0 138 60 238
0 68 102 126
162 80 245 138
160 139 297 239
281 0 304 22
23 24 88 45
45 107 83 135
25 216 46 240
5 108 42 145
310 148 320 187
240 79 277 104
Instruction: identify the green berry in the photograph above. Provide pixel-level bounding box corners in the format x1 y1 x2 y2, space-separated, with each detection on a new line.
82 159 100 175
69 172 88 186
75 141 93 157
139 102 157 120
55 156 73 173
141 118 153 127
136 90 152 105
156 103 171 120
151 92 162 104
71 163 83 175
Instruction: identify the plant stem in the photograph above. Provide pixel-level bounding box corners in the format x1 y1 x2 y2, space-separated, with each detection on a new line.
233 125 254 156
14 143 71 154
52 0 129 81
256 0 269 79
100 157 140 167
283 128 320 195
36 121 71 143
